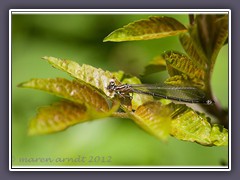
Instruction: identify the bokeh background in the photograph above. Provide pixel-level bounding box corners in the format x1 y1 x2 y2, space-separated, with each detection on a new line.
11 13 228 166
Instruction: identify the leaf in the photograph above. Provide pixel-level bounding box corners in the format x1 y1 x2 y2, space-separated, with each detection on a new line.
112 70 125 81
162 51 206 80
121 76 153 110
142 55 166 76
28 99 120 135
194 15 228 69
209 124 228 146
164 75 205 90
179 33 208 70
42 56 122 97
124 100 228 146
223 37 228 45
28 101 89 135
18 78 119 114
209 15 228 67
170 104 228 146
164 61 183 77
103 16 187 42
130 101 173 140
196 15 228 57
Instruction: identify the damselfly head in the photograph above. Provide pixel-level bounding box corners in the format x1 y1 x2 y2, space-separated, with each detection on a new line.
106 79 116 92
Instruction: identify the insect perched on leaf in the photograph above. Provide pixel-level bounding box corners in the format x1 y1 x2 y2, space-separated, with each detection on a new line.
107 80 214 105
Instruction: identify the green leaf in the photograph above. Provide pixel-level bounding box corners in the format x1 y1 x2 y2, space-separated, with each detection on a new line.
121 76 153 110
130 101 173 140
28 99 120 135
112 70 125 81
163 51 206 80
179 33 208 70
103 16 187 42
18 78 118 114
170 104 228 146
190 15 229 71
28 101 89 135
209 15 228 68
42 56 122 97
124 100 228 146
164 75 205 90
196 15 228 62
209 124 228 146
142 55 166 76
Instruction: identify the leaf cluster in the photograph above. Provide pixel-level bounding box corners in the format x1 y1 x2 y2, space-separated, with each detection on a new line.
18 15 228 146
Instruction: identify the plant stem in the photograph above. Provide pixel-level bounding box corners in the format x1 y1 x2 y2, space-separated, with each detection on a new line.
202 81 228 129
189 15 195 25
111 112 129 119
202 97 229 129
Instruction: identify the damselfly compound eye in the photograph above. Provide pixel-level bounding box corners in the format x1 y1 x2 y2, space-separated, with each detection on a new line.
106 79 116 91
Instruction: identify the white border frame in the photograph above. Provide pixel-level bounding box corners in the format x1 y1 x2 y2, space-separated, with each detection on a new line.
9 9 231 171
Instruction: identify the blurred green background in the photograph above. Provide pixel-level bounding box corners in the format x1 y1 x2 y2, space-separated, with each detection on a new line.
12 13 228 167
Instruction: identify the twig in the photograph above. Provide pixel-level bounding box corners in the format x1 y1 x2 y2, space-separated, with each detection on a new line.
111 112 129 119
189 14 195 25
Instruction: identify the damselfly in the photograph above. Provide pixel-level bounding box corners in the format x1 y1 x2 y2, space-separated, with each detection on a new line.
106 80 214 105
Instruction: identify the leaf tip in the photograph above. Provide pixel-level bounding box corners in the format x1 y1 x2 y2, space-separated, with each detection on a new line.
103 33 117 42
17 81 27 88
41 56 49 60
42 56 57 63
17 82 24 88
103 37 108 42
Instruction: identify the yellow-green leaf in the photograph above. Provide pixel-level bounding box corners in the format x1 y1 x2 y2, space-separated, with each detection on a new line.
125 100 228 146
163 51 205 80
130 101 174 140
179 33 208 70
170 104 228 146
18 78 113 113
122 76 153 110
209 124 228 146
42 56 121 97
103 16 187 42
164 75 205 90
28 101 89 135
112 70 125 81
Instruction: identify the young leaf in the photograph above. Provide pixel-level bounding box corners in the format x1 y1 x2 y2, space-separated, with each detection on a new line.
18 78 117 113
209 124 228 146
42 56 122 97
122 98 228 146
196 15 228 65
179 33 208 70
103 16 187 42
130 101 173 140
170 104 228 146
209 15 228 68
28 101 89 135
164 75 205 90
121 76 153 110
163 51 206 80
188 15 228 72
